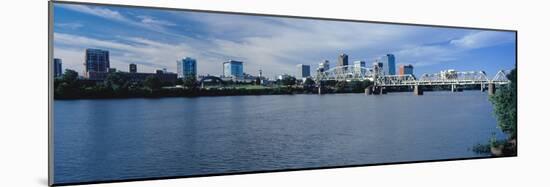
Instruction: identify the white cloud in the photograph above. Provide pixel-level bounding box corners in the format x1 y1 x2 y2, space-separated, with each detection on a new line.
61 4 126 22
54 6 515 77
394 31 515 67
450 31 515 49
54 33 242 77
177 13 472 76
55 22 83 30
137 15 175 26
59 4 180 37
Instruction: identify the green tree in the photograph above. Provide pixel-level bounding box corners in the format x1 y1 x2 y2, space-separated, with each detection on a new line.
105 72 128 92
62 69 79 84
304 78 315 86
281 76 296 86
183 76 198 90
335 81 347 92
175 78 184 85
489 69 517 138
144 75 162 91
54 69 80 98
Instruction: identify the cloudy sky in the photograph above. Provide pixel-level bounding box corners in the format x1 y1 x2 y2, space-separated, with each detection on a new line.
53 3 516 78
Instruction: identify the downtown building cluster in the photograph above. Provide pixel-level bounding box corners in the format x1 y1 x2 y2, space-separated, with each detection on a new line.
53 48 415 84
53 48 261 84
294 53 415 80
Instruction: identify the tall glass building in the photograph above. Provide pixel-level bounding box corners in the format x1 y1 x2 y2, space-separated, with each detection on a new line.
318 60 330 72
177 57 197 79
399 64 414 75
380 54 396 75
85 49 110 75
296 64 311 78
129 63 137 73
223 60 244 79
53 58 62 77
337 53 348 67
353 60 366 75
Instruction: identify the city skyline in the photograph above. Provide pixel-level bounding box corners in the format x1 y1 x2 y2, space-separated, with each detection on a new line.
53 4 516 78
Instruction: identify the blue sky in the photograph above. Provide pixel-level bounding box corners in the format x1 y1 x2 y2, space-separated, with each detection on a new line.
53 3 516 78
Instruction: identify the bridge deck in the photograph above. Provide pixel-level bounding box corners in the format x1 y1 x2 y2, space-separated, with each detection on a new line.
377 80 510 86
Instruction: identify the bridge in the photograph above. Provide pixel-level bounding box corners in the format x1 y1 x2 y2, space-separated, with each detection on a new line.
199 76 225 88
314 65 375 82
315 66 511 96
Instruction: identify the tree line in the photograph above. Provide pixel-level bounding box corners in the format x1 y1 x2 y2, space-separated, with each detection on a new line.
54 69 377 99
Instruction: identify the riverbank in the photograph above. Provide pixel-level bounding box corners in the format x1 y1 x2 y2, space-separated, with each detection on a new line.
54 87 298 99
54 87 382 99
54 86 491 100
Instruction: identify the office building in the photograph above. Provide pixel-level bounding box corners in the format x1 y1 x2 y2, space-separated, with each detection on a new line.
129 63 137 73
223 60 244 79
372 62 383 75
399 64 414 75
318 60 330 72
84 49 110 77
296 64 311 78
338 53 348 67
88 68 177 83
338 53 348 69
53 58 62 77
177 57 197 79
353 60 366 75
337 53 349 75
380 54 396 75
277 74 292 80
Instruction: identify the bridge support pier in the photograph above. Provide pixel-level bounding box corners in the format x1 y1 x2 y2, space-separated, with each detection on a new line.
414 85 423 96
488 83 495 96
365 86 373 95
318 81 325 95
451 84 455 92
366 86 384 95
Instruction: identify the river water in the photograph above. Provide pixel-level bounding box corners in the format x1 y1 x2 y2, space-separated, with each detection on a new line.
53 91 503 184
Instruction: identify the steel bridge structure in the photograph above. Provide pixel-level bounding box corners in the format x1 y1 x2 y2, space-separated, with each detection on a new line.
314 67 511 95
374 70 511 87
314 65 375 82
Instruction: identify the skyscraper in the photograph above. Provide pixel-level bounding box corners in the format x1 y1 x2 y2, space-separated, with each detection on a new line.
177 57 197 79
296 64 311 78
84 49 110 77
372 62 383 76
53 58 62 77
353 60 366 75
380 54 396 75
223 60 244 79
337 53 348 75
338 53 348 67
399 64 414 75
318 60 330 72
129 63 137 73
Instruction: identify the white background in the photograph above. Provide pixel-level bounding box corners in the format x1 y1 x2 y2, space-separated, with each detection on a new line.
0 0 548 186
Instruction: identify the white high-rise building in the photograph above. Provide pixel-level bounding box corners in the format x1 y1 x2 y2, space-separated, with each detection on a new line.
379 54 396 75
318 60 330 72
353 60 366 75
296 64 311 78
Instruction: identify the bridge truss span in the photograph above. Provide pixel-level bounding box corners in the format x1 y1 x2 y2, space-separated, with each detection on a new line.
314 65 374 81
314 66 511 87
376 70 511 87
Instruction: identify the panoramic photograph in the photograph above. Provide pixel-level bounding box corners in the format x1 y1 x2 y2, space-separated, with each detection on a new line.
51 2 517 185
